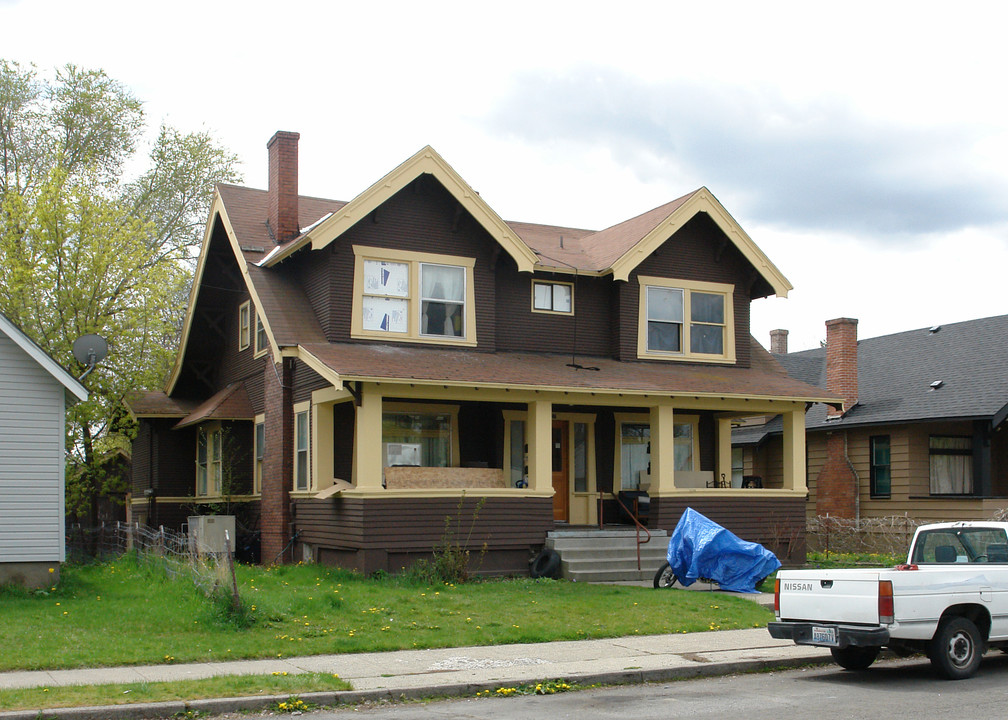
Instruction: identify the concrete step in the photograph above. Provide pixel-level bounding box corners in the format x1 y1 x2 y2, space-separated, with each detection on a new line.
545 528 670 583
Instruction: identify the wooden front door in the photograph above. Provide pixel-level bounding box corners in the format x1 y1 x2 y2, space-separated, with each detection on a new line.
552 420 569 522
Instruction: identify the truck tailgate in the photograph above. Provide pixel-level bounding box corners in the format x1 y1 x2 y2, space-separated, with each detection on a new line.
778 569 882 625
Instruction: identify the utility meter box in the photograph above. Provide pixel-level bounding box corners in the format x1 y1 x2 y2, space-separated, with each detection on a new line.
187 515 236 554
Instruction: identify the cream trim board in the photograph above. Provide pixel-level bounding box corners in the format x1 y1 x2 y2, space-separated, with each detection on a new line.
609 187 792 297
266 146 539 273
294 401 311 492
382 401 461 468
636 275 736 363
350 245 478 347
531 279 575 315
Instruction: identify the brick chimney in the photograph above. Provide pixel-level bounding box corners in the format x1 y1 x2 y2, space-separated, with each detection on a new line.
769 328 788 354
816 317 860 520
267 131 300 244
825 317 858 417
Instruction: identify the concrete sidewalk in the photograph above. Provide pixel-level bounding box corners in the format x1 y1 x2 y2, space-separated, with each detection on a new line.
0 631 831 720
0 588 833 720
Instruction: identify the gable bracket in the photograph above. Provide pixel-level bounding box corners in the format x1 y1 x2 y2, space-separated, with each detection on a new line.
191 361 216 393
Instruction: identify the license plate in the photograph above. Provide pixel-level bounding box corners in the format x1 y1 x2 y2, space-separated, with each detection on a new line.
811 626 838 646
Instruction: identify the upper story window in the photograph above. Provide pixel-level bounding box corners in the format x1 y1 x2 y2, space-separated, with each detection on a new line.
238 301 251 351
352 246 476 346
253 417 265 495
254 312 268 356
637 276 735 363
532 280 573 314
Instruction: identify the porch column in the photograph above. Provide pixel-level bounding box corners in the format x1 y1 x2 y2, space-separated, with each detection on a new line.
717 417 733 488
353 385 384 491
782 407 807 492
527 399 553 494
648 404 675 493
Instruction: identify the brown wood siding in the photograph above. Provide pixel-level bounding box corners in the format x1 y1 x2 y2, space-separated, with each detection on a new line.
293 495 554 575
154 420 197 498
494 272 613 356
322 178 500 351
218 286 267 400
619 213 754 367
131 421 152 495
292 359 330 404
650 495 807 565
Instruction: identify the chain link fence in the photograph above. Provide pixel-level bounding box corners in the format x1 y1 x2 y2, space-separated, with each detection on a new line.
66 521 240 601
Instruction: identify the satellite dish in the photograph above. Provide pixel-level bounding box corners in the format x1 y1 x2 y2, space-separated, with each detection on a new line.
72 334 108 380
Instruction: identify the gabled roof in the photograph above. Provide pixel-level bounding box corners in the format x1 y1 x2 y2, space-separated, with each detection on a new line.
165 143 794 397
260 146 540 273
0 312 87 404
779 314 1008 431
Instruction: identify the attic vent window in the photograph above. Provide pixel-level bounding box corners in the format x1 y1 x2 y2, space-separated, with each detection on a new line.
240 245 265 253
929 325 942 334
930 380 944 390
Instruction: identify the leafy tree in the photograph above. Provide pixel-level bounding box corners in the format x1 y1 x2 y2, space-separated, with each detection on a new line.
0 59 241 524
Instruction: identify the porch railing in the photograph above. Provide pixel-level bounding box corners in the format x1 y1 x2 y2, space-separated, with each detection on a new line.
601 491 651 571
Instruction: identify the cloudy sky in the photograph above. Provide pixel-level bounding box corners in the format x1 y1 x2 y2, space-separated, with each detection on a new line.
4 0 1007 351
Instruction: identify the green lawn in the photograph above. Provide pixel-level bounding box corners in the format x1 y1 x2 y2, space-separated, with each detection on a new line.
0 556 772 672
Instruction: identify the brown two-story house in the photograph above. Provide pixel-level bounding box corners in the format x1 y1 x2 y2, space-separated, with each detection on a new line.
126 131 837 572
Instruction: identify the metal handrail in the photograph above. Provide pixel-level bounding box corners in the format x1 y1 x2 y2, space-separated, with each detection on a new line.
604 491 652 571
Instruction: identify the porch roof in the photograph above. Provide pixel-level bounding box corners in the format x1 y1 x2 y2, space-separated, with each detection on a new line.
124 390 198 419
174 382 254 429
298 341 841 404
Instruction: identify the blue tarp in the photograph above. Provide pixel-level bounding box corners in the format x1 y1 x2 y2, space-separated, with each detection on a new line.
666 507 781 593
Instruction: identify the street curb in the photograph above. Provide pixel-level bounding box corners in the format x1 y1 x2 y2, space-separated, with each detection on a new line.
0 654 829 720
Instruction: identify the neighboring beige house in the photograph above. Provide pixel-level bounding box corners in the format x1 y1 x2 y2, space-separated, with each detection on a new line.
735 316 1008 523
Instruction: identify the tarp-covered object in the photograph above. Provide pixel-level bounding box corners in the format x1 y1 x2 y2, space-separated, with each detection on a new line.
667 508 781 593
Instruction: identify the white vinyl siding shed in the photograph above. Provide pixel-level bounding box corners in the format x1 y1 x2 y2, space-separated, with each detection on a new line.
0 314 87 565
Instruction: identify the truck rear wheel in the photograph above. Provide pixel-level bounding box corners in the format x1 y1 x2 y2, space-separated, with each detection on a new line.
830 645 880 671
929 617 983 680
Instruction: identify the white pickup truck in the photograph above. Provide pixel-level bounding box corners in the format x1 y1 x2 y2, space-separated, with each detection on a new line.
768 521 1008 679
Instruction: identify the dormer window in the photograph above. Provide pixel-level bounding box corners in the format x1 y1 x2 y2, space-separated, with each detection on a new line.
637 276 735 363
352 246 476 346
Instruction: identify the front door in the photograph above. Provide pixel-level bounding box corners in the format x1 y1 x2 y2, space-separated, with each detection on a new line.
552 420 569 522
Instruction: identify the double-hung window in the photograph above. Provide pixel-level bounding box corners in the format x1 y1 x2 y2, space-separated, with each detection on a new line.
254 312 268 356
929 435 973 495
254 418 265 494
638 276 735 362
353 246 476 345
870 435 891 498
238 301 251 350
294 409 310 491
196 426 222 497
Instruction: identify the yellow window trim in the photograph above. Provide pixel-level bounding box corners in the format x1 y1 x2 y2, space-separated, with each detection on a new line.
636 275 736 363
530 279 575 315
294 401 311 492
613 412 700 491
382 401 461 467
350 245 478 347
238 301 251 351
